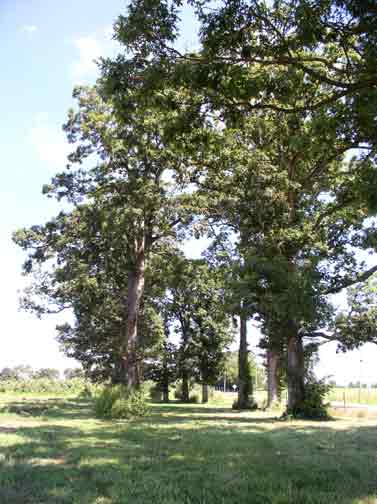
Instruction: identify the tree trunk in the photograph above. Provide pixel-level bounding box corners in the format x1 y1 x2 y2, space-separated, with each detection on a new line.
162 382 169 403
124 248 145 391
237 315 252 409
202 383 209 403
161 351 170 403
267 349 281 408
181 370 190 402
287 328 305 412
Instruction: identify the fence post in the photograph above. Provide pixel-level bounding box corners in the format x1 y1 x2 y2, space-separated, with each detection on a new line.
343 391 346 410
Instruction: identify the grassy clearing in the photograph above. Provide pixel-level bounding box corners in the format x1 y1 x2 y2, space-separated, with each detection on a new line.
0 394 376 503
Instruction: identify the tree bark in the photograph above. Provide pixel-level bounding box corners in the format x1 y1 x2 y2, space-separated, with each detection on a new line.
287 328 305 412
124 247 145 391
112 357 127 385
267 349 281 408
161 351 170 403
181 370 190 402
237 315 252 409
202 383 209 403
162 382 169 403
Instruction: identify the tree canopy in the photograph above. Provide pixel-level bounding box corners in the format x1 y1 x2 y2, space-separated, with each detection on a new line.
13 0 377 416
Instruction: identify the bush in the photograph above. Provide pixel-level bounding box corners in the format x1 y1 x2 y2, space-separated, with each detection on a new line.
190 391 200 403
174 381 201 403
149 384 163 402
78 384 94 398
94 386 149 419
287 378 331 419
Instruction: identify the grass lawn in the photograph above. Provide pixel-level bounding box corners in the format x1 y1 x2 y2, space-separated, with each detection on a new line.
0 394 377 503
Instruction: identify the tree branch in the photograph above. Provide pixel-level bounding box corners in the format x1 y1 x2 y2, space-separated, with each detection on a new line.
324 265 377 295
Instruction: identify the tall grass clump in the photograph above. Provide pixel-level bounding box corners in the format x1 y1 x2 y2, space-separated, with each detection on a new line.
94 385 149 419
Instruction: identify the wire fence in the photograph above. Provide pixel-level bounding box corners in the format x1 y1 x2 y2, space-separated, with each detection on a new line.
215 386 377 407
328 387 377 406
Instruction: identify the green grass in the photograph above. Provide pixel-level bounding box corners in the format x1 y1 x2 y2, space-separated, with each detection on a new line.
0 393 377 503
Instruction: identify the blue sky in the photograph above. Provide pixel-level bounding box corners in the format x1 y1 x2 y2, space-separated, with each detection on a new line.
1 0 376 383
1 0 128 372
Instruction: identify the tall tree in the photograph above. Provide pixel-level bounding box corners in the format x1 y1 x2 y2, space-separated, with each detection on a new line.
192 96 377 413
14 85 190 390
103 0 377 412
164 256 233 403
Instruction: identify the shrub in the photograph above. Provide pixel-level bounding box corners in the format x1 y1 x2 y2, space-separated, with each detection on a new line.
174 382 201 403
94 386 149 419
173 381 187 400
287 378 331 419
190 392 200 403
78 385 94 398
149 384 163 402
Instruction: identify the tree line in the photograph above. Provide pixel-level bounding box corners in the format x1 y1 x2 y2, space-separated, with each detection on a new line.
0 366 84 381
14 0 377 417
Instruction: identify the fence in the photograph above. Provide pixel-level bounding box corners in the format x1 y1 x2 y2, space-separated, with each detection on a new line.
328 387 377 406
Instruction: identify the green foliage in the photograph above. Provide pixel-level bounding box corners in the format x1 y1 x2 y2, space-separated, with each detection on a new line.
149 384 163 402
173 381 201 403
0 365 34 381
287 378 332 420
144 340 177 398
165 256 234 391
33 368 60 380
14 78 193 388
104 0 377 413
232 356 257 410
64 368 85 380
13 0 377 414
94 386 149 419
0 378 93 395
221 350 265 390
334 274 377 351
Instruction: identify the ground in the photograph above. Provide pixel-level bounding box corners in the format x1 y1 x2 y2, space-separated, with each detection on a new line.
0 393 377 504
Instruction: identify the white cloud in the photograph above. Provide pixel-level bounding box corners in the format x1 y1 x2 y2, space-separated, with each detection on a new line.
23 25 38 34
71 26 120 81
72 36 102 79
29 114 70 169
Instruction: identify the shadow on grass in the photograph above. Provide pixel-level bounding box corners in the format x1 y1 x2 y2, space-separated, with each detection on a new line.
0 397 377 503
0 397 93 420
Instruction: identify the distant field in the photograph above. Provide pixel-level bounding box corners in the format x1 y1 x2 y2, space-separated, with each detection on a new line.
0 392 377 503
328 387 377 406
214 390 268 406
254 386 377 407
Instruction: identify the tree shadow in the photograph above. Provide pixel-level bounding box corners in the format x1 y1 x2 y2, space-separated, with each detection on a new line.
0 397 93 420
0 397 377 503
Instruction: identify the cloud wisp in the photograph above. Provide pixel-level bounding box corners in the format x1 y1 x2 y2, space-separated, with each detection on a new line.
71 26 119 82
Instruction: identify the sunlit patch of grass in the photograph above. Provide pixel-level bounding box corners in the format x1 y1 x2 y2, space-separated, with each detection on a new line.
0 393 376 502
